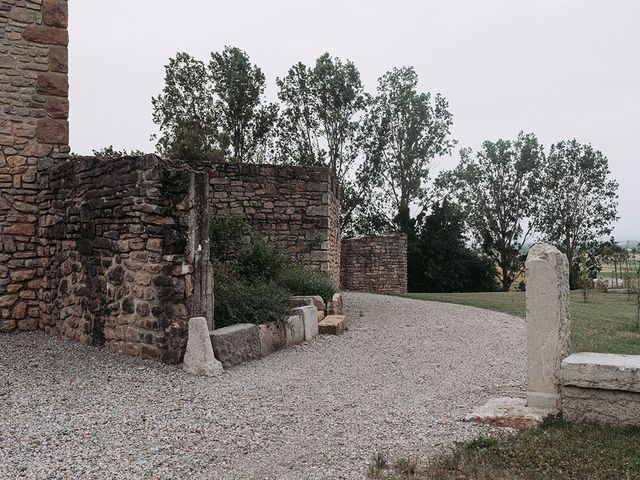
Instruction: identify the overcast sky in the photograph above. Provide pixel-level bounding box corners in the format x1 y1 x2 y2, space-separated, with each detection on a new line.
68 0 639 240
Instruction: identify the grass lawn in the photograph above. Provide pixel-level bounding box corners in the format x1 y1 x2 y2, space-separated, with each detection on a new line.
402 290 640 355
368 418 640 480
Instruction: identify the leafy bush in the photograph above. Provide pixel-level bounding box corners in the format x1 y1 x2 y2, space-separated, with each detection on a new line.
277 265 336 302
210 210 253 261
213 263 291 328
210 211 337 327
237 238 293 282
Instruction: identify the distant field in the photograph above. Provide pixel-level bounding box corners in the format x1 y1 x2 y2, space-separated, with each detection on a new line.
402 290 640 355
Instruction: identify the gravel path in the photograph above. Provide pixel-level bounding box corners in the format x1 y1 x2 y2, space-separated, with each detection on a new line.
0 292 525 479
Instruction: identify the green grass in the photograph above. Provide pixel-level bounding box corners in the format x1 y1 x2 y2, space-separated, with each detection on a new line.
402 290 640 355
369 418 640 480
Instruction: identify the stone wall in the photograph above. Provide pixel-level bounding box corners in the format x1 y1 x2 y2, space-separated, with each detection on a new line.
0 0 69 332
340 234 407 294
37 155 211 363
207 163 341 285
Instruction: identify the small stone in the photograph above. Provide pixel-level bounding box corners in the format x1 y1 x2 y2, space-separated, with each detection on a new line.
464 397 553 429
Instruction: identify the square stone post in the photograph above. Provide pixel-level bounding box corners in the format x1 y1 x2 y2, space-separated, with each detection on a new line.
525 243 571 410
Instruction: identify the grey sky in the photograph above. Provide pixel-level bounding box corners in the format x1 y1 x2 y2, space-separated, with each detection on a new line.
69 0 639 240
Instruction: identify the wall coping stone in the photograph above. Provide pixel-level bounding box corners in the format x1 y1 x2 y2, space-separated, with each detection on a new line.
561 352 640 393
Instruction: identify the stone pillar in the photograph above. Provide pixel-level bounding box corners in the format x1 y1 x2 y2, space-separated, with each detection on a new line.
525 243 571 410
0 0 70 333
188 172 214 329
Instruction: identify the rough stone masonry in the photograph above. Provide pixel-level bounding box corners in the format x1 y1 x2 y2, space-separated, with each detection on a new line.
1 0 70 333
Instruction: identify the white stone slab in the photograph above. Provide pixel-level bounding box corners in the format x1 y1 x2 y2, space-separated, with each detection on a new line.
291 305 318 341
561 352 640 393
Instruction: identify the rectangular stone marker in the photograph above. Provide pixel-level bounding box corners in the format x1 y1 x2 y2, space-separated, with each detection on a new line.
525 243 571 410
291 305 319 341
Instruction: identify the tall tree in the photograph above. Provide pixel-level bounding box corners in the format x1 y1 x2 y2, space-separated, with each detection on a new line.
438 132 544 291
535 139 619 287
276 53 368 228
152 47 277 164
409 200 498 293
209 46 278 163
360 66 454 234
151 52 221 162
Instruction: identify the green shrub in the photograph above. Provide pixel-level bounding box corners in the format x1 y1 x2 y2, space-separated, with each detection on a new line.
210 211 338 327
237 238 293 282
210 210 253 261
277 265 337 302
213 262 290 328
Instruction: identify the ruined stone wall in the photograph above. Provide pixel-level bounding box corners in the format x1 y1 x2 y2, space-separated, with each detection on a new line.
207 163 341 285
340 234 407 294
38 156 210 363
0 0 69 332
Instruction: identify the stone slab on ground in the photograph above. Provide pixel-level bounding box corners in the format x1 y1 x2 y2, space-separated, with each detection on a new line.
464 397 555 429
258 322 286 357
608 288 630 294
561 352 640 393
182 317 223 376
284 315 305 347
210 323 261 368
291 305 319 341
562 386 640 426
318 315 346 335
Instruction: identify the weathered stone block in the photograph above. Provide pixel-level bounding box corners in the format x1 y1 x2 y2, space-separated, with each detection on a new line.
327 293 344 316
210 323 261 368
291 295 325 312
36 118 69 144
291 305 318 341
37 72 69 97
183 317 223 376
43 0 69 28
22 26 69 46
319 315 346 335
284 315 305 347
258 321 286 356
562 386 640 426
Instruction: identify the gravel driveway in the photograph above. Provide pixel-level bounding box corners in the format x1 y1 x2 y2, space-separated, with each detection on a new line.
0 292 525 479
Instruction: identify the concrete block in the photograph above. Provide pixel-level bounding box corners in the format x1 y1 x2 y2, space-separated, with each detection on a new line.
319 315 346 335
258 321 286 356
182 317 223 376
291 305 318 341
284 315 305 347
210 323 261 368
